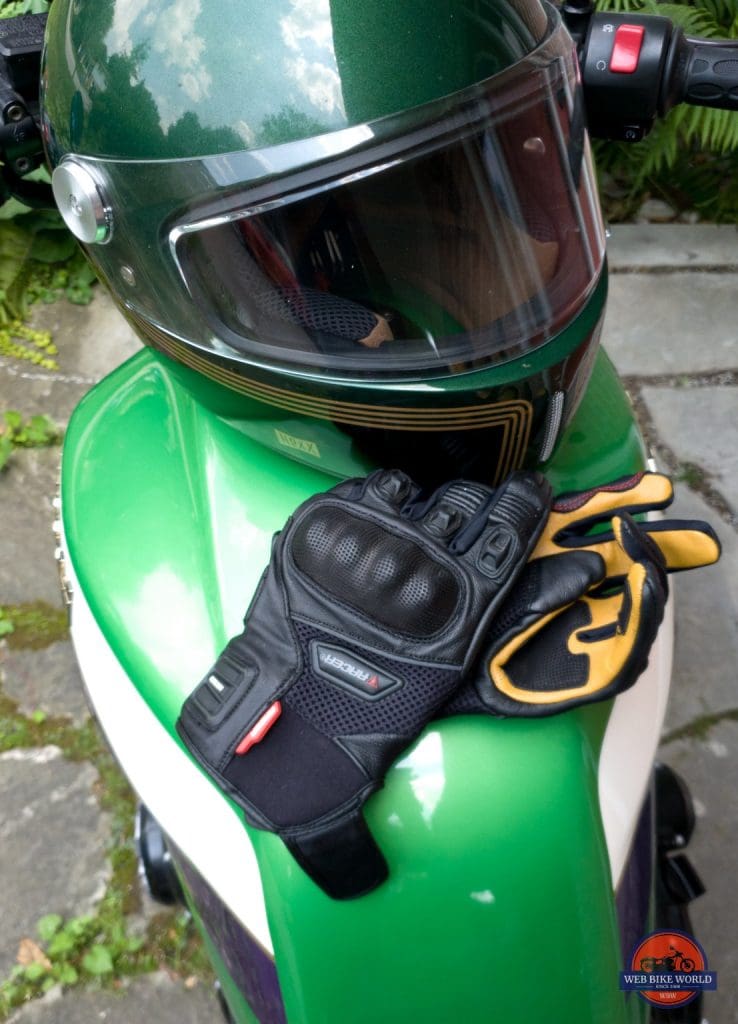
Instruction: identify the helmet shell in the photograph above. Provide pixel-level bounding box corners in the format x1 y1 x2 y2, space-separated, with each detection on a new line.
42 0 546 161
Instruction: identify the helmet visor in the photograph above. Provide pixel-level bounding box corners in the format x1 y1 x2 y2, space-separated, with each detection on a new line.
174 32 602 378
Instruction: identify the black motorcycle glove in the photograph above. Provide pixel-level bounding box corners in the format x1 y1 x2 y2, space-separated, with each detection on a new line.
177 468 551 899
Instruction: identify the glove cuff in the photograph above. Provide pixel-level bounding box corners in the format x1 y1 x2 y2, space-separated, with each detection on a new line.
286 813 389 900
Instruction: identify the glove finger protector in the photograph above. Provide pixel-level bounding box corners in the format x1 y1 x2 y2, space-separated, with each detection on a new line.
445 513 673 718
534 471 721 577
177 468 551 898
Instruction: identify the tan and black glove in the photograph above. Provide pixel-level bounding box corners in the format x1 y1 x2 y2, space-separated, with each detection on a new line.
444 472 721 719
533 471 720 576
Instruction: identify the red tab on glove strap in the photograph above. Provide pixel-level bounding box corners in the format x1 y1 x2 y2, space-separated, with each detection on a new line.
236 701 282 755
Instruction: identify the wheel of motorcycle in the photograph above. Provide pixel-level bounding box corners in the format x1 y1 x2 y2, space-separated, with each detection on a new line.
655 763 697 851
134 803 184 906
215 980 236 1024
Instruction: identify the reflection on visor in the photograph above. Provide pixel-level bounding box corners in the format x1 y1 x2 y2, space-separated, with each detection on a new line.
176 60 603 379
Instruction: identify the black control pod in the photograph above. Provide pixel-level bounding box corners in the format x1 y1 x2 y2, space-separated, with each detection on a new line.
564 1 738 140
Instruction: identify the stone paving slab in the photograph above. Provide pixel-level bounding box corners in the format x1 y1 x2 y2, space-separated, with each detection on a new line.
0 291 140 432
0 368 92 429
642 386 738 514
0 448 64 608
0 747 110 979
0 642 88 727
607 224 738 269
602 272 738 376
7 972 220 1023
660 486 738 734
658 721 738 1024
28 291 141 385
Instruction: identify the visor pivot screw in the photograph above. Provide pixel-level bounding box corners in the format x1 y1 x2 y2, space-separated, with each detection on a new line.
120 265 136 287
51 160 112 245
523 137 546 155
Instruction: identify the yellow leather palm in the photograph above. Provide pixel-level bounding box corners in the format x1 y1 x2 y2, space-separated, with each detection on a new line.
489 515 664 710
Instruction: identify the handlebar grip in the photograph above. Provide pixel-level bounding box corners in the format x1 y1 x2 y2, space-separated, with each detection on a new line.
678 39 738 111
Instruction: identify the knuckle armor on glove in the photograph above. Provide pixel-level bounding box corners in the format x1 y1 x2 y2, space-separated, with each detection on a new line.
177 468 551 898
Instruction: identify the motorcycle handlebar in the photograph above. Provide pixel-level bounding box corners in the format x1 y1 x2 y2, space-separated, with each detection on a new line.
678 37 738 111
571 3 738 140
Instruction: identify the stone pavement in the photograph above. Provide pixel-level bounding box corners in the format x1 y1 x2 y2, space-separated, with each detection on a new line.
607 225 738 1024
0 224 736 1022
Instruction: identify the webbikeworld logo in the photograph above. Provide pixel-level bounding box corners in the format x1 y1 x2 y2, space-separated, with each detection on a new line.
620 931 717 1010
311 642 402 700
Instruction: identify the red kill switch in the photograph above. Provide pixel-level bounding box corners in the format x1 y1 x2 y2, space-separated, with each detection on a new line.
609 24 645 74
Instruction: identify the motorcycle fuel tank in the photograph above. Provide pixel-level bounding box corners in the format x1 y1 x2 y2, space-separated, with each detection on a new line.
60 342 661 1024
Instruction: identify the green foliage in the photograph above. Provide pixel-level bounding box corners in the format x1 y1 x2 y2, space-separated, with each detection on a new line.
0 0 49 16
0 2 96 367
596 0 738 220
0 411 61 470
0 207 97 306
0 693 211 1020
0 899 208 1015
0 912 141 1012
0 600 68 649
0 207 97 368
0 320 57 369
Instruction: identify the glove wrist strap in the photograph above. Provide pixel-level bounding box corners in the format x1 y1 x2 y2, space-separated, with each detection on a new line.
285 812 388 900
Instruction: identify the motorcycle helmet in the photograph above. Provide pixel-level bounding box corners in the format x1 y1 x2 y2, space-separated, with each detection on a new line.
42 0 606 486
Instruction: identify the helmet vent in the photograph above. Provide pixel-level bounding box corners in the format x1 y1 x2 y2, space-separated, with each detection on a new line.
538 390 565 462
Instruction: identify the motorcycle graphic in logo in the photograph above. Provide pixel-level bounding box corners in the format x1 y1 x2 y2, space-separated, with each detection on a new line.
620 930 718 1009
639 946 695 974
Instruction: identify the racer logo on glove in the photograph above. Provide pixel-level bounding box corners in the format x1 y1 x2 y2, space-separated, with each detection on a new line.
177 468 552 899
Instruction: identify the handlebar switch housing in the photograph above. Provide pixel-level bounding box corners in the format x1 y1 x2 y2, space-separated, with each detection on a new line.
576 9 738 140
0 12 52 207
579 12 675 140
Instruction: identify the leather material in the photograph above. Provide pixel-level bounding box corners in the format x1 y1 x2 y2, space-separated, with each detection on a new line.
532 471 721 574
442 473 720 719
177 467 551 897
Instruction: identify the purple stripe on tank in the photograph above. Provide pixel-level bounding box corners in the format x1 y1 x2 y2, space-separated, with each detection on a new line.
615 789 654 974
172 845 287 1024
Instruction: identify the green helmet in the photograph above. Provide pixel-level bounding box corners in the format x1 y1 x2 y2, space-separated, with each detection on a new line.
43 0 606 485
